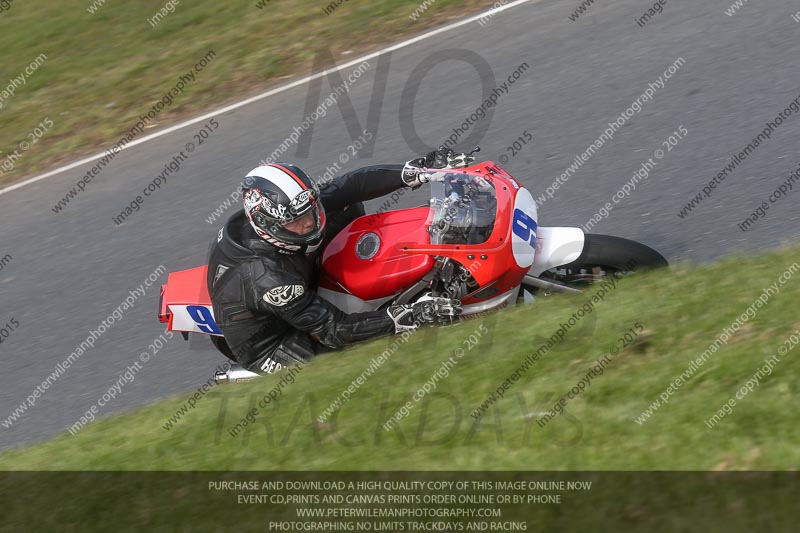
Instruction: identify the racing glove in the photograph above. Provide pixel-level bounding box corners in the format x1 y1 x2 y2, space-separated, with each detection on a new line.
402 146 465 187
386 295 463 333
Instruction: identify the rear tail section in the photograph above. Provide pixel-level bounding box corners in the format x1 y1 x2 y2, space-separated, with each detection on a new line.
158 266 221 335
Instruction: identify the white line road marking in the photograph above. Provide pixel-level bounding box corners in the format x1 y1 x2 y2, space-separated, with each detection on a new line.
0 0 536 198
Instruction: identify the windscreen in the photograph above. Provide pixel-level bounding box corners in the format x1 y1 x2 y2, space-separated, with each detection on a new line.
426 172 497 245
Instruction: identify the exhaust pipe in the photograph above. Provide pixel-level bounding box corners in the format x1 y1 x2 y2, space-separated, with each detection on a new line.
214 364 261 384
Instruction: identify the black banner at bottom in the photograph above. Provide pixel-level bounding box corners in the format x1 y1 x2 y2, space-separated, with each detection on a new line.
2 471 797 532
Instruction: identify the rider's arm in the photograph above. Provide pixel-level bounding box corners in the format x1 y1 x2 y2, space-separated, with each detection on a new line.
320 164 406 212
256 272 396 349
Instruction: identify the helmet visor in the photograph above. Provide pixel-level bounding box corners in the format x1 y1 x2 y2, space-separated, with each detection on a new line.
282 210 317 236
270 203 325 244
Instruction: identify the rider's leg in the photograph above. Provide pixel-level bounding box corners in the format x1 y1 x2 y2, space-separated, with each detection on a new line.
249 330 331 374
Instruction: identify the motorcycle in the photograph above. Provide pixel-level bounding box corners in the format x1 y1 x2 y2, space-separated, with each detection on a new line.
157 151 668 382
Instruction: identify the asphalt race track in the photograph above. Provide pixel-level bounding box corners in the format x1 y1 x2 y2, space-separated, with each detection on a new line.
1 0 798 451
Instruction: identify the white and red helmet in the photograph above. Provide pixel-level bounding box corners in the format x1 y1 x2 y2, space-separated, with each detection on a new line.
241 163 326 254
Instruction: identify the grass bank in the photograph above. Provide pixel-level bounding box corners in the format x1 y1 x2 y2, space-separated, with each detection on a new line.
1 245 799 471
0 0 493 187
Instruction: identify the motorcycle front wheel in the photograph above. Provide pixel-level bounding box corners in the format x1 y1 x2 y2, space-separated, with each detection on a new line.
522 234 668 293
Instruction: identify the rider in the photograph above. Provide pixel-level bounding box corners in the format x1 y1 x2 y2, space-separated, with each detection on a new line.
207 147 463 374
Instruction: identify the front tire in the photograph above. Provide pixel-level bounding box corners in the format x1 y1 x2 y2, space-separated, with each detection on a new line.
523 234 667 293
565 234 668 271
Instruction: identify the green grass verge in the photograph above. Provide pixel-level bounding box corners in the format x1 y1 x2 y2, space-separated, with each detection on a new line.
0 0 492 186
1 246 799 471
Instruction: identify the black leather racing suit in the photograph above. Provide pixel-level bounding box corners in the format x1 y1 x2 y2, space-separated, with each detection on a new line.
207 164 408 373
